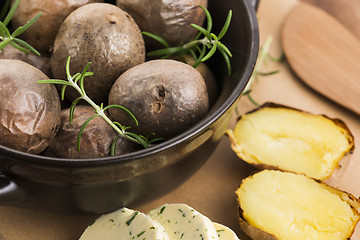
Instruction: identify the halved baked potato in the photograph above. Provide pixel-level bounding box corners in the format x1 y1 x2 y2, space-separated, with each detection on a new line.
227 103 354 180
236 170 360 240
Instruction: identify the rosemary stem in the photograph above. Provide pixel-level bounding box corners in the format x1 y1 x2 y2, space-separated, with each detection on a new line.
182 37 212 49
82 95 118 132
72 83 140 145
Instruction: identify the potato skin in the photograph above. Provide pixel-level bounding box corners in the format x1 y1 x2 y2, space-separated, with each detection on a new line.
116 0 207 47
0 59 61 154
108 59 209 139
48 106 141 159
176 55 218 107
0 45 52 77
51 3 145 104
11 0 103 54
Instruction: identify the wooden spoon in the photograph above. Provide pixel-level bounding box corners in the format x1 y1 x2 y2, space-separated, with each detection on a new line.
281 2 360 115
301 0 360 40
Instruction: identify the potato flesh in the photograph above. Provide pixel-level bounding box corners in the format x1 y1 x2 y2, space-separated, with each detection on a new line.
236 170 360 240
229 107 353 180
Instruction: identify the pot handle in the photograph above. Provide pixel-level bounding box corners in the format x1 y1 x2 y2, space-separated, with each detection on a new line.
0 172 26 205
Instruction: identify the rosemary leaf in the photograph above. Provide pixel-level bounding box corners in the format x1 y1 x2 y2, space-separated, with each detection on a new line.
147 46 184 57
191 23 212 41
69 97 83 123
104 105 139 126
61 85 67 100
0 38 11 49
79 62 92 95
0 21 10 37
201 43 217 62
217 41 232 57
188 48 197 61
218 10 232 40
13 37 40 55
268 53 284 62
142 31 169 48
218 47 232 75
110 136 121 156
77 114 99 151
3 0 19 26
257 70 280 76
148 137 165 144
125 132 149 148
199 5 212 33
9 40 30 53
11 12 42 38
72 73 81 83
65 56 72 80
242 90 260 107
37 79 73 85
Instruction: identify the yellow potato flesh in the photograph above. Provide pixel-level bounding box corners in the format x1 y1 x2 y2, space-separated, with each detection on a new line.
236 170 360 240
228 107 353 180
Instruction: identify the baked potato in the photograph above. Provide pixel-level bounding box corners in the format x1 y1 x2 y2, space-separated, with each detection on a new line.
108 59 209 139
116 0 207 48
47 105 141 158
236 170 360 240
11 0 103 54
0 59 61 154
227 103 354 180
51 3 145 104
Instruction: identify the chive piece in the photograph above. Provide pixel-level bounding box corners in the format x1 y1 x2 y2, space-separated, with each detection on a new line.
178 209 186 217
160 206 166 214
137 231 145 237
126 211 139 226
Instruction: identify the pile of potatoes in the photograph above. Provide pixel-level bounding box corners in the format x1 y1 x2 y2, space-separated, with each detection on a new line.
0 0 219 158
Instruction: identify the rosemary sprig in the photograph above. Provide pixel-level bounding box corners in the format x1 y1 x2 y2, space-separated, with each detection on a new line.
142 6 233 75
0 0 41 55
38 56 157 156
241 36 283 107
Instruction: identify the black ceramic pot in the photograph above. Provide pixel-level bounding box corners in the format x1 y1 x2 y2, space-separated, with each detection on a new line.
0 0 259 214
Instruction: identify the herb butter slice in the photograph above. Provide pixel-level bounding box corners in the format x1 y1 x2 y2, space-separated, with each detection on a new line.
79 207 169 240
148 203 219 240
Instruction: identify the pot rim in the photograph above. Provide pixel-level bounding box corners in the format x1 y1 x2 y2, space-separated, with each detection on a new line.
0 0 259 168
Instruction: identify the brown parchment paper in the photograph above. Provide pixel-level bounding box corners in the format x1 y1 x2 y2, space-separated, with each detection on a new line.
0 0 359 239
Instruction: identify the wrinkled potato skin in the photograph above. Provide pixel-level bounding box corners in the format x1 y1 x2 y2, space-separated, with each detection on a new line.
116 0 207 47
48 106 141 159
0 59 61 154
11 0 103 54
0 45 52 77
51 3 145 104
108 59 209 139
